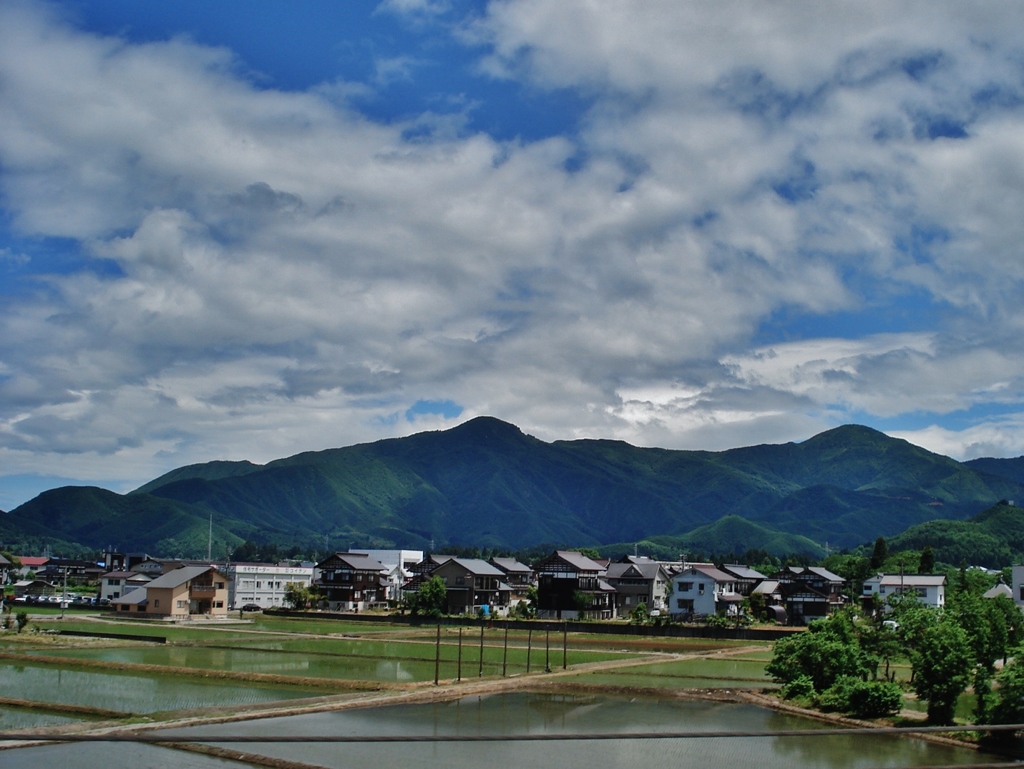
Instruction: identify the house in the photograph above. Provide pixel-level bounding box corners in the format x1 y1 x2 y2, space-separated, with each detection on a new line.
350 550 423 603
426 558 511 615
489 557 535 603
99 571 152 602
862 573 947 611
773 566 846 625
534 550 616 620
751 579 788 623
984 582 1014 600
14 556 49 579
222 563 314 610
315 553 387 611
720 564 768 596
1011 565 1024 610
13 579 55 598
111 565 229 619
604 556 672 614
670 564 743 618
39 558 104 585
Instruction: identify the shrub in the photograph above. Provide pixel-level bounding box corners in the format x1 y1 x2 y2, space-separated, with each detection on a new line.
819 677 902 718
781 675 815 701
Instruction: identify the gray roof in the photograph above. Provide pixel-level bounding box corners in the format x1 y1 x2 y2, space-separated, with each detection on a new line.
0 554 11 566
752 579 781 595
451 558 504 576
722 564 767 581
806 566 845 582
317 553 387 572
490 557 532 574
144 565 219 590
111 589 148 606
689 565 736 583
984 583 1013 599
871 573 947 587
605 561 664 580
551 550 604 572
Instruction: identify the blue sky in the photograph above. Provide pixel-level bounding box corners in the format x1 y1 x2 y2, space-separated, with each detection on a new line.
3 0 1024 510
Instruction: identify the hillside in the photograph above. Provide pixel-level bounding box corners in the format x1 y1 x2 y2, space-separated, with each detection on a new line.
887 502 1024 568
3 417 1022 557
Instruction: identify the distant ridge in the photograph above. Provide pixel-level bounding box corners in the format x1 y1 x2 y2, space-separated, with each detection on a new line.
3 417 1022 558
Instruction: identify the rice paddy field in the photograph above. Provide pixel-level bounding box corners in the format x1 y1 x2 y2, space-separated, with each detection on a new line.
0 610 1004 769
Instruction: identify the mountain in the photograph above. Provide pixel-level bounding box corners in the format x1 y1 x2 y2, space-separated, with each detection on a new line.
886 501 1024 568
2 417 1022 557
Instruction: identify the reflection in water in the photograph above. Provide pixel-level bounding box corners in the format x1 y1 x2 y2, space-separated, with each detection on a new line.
0 663 319 713
152 693 997 769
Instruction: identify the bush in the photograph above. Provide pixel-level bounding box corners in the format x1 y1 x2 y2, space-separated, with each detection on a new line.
819 677 903 718
15 611 28 632
781 675 815 701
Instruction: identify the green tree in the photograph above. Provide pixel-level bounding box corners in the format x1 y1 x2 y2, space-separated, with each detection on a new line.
411 576 447 618
912 619 975 724
15 611 28 632
767 617 869 692
989 651 1024 728
629 601 649 625
745 591 767 622
918 546 935 574
869 537 888 572
283 582 311 610
573 590 592 616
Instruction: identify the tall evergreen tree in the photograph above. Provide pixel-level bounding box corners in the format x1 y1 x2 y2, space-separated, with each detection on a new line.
918 545 935 574
869 537 888 572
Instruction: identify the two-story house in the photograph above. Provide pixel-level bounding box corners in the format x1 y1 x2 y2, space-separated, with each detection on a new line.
99 570 152 602
671 564 743 618
773 566 846 625
862 573 947 611
111 565 229 619
315 553 387 611
427 558 511 615
605 556 672 614
534 550 616 620
489 557 535 604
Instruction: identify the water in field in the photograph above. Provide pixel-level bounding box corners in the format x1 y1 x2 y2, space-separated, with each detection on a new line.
23 636 622 682
560 657 776 690
0 662 324 714
0 705 86 730
162 692 997 769
0 692 1003 768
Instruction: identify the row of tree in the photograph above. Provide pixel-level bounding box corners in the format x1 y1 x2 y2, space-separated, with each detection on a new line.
768 583 1024 728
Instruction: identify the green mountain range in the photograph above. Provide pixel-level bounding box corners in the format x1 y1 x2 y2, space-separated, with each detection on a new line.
2 417 1022 558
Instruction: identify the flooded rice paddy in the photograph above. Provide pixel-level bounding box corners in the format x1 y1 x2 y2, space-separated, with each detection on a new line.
0 661 325 713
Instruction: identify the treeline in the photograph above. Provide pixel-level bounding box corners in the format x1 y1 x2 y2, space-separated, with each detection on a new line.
768 576 1024 730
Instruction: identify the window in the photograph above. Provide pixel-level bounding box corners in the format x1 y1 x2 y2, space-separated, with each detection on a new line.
215 582 224 589
456 577 465 586
676 599 694 611
256 581 262 589
354 591 361 599
678 582 693 592
698 583 705 595
177 600 186 608
214 601 223 608
154 599 160 608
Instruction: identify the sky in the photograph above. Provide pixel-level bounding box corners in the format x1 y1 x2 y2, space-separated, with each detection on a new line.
3 0 1024 510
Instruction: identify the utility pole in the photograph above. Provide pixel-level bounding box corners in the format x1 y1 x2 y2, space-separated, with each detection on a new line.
60 565 68 620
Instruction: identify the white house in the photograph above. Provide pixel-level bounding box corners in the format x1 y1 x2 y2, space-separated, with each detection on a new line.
670 564 743 617
99 571 152 602
862 573 947 610
223 563 313 610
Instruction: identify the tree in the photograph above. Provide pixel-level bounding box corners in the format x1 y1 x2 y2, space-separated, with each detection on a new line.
767 617 869 692
745 592 767 622
283 582 311 610
411 576 447 618
629 601 649 625
912 619 975 724
918 546 935 574
869 537 888 572
989 652 1024 728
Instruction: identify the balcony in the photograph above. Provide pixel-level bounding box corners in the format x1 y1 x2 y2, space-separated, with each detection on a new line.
190 585 217 596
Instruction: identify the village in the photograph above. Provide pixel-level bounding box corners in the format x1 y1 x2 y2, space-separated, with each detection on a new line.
5 546 1014 624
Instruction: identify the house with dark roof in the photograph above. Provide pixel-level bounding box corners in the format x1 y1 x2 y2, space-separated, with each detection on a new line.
110 565 229 619
427 558 511 615
315 553 387 611
720 564 768 596
605 556 672 614
534 550 616 620
772 566 846 625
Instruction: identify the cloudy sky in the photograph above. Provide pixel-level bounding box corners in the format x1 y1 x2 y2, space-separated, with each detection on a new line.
3 0 1024 509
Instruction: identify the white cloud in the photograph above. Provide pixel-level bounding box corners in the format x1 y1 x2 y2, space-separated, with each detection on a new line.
3 1 1024 506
